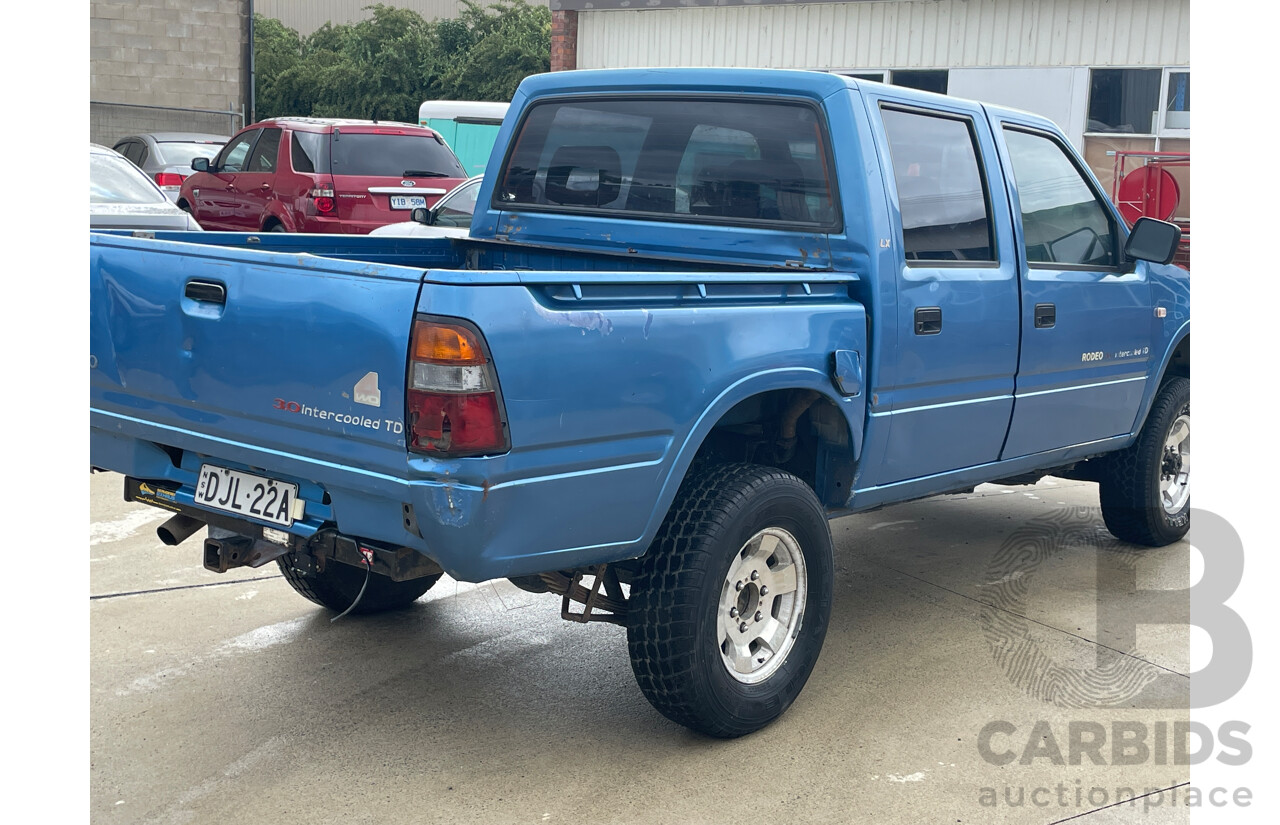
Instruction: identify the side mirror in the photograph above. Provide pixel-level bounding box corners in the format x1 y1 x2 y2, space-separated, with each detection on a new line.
1125 217 1182 266
410 207 434 226
191 157 210 173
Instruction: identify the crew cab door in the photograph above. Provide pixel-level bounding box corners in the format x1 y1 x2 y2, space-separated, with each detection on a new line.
193 129 260 230
990 117 1152 457
232 127 282 231
858 93 1020 485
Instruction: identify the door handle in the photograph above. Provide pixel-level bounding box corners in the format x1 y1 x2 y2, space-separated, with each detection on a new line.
914 307 942 335
1034 303 1056 328
185 280 226 305
259 183 271 190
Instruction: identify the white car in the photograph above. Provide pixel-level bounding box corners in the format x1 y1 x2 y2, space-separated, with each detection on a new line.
90 144 204 232
369 175 482 238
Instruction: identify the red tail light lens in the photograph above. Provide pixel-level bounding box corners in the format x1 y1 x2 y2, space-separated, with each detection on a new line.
407 318 508 456
309 183 336 214
155 172 186 187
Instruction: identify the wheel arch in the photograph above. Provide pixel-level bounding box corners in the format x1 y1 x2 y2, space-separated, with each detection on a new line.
636 370 862 561
1128 323 1190 438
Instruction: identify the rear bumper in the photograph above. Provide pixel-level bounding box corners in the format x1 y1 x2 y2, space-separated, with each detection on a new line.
91 410 660 583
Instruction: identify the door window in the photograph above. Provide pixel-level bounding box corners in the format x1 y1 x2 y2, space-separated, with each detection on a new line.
1002 128 1118 268
246 129 281 173
881 107 995 263
217 131 258 173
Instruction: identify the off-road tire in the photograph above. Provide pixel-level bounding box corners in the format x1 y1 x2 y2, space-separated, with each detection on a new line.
277 552 440 614
1098 376 1191 546
626 463 834 738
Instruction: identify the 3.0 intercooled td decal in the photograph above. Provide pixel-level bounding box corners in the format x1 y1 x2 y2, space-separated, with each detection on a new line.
272 398 404 433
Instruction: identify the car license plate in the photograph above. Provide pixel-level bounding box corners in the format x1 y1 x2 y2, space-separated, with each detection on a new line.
195 464 299 527
390 195 427 210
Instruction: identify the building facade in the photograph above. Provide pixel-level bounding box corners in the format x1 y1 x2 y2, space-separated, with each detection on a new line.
550 0 1191 217
90 0 250 145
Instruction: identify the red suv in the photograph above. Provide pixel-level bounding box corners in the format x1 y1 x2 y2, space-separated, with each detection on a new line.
177 118 468 233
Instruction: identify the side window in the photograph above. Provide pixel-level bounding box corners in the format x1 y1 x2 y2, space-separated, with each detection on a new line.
115 141 142 165
246 128 281 173
1002 128 1118 267
290 132 317 173
433 179 481 227
881 107 995 262
217 131 258 173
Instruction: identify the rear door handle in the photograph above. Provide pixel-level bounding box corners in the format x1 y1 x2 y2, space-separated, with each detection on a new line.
1034 303 1056 328
259 183 271 190
185 280 226 305
914 307 942 335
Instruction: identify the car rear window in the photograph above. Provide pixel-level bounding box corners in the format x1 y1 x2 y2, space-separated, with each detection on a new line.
496 98 840 229
329 132 464 178
156 142 223 165
90 153 167 204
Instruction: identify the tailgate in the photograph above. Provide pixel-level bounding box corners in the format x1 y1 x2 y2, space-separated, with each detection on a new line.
90 234 425 478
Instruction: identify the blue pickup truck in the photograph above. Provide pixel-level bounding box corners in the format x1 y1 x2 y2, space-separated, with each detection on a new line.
90 69 1189 738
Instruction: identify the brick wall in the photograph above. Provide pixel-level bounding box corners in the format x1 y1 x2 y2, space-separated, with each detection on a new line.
90 0 248 143
550 10 577 72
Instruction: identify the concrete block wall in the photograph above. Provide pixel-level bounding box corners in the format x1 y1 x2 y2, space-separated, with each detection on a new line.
91 1 248 143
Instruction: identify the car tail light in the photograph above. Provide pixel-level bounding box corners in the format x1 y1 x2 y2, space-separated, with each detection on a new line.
155 172 186 188
407 318 508 456
310 183 335 214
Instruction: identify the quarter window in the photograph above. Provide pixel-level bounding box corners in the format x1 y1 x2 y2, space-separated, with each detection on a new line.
1002 128 1118 268
881 108 994 262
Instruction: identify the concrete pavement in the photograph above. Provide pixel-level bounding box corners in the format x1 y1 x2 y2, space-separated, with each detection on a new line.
90 471 1191 824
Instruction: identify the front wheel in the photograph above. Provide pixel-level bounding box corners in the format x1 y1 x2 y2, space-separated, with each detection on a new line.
1099 376 1190 546
627 464 834 738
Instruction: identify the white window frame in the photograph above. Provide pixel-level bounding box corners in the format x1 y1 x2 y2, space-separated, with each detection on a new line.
1158 67 1191 139
1083 66 1190 147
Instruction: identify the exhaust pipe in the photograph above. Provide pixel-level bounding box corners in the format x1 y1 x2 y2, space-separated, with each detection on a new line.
157 514 205 546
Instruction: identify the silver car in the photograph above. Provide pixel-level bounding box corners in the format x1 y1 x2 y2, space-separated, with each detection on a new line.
110 132 227 202
90 144 204 232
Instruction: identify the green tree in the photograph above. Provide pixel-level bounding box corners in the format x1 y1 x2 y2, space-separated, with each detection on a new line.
253 2 550 122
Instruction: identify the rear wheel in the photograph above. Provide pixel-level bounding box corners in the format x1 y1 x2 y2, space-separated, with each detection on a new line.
627 463 834 738
277 552 440 615
1099 377 1190 545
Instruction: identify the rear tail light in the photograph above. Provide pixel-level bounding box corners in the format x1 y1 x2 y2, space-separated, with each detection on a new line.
310 183 335 214
407 318 508 456
155 172 186 188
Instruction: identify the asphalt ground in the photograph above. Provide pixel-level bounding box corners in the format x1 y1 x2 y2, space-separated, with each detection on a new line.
90 470 1190 824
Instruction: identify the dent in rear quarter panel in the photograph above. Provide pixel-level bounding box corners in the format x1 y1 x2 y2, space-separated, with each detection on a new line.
407 273 867 581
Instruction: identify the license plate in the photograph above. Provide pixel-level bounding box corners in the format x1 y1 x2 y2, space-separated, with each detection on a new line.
195 464 300 527
390 195 427 210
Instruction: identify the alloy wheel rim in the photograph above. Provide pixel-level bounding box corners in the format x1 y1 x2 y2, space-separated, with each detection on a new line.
1160 411 1191 515
716 527 808 684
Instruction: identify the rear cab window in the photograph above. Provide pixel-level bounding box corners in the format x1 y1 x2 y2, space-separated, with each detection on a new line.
495 97 841 230
329 130 464 178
